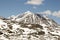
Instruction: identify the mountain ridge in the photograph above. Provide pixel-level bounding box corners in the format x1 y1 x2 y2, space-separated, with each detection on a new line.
0 11 60 40
8 11 58 27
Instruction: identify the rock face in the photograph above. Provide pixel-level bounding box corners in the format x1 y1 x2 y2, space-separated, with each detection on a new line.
0 11 60 40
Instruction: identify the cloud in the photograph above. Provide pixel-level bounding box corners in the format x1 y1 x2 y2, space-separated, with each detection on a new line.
52 11 60 17
39 10 51 15
38 10 60 18
25 0 44 5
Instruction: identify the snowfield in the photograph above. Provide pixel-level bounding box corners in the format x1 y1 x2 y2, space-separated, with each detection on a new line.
0 11 60 40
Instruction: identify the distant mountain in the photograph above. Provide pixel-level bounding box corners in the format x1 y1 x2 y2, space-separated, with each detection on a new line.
0 11 60 40
9 11 58 27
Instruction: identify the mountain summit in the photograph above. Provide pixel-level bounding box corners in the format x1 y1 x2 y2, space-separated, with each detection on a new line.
0 11 60 40
9 11 58 27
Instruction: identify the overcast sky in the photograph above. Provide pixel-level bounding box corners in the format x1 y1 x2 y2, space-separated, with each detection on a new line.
0 0 60 24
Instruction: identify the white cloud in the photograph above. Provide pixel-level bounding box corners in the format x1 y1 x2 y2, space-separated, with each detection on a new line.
26 0 44 5
38 10 60 18
39 10 51 15
52 11 60 17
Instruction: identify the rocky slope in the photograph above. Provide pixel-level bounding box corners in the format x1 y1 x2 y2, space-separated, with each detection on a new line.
0 11 60 40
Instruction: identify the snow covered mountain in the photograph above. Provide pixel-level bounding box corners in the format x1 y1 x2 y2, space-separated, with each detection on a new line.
0 11 60 40
9 11 58 27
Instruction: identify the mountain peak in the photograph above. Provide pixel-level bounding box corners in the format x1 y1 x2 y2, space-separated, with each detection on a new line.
25 11 33 14
0 11 60 40
8 11 58 27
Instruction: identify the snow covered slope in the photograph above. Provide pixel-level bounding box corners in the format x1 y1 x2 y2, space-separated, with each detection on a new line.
9 11 58 27
0 11 60 40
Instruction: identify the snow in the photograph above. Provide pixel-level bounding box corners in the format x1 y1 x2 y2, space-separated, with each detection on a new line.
16 11 34 22
20 28 31 34
43 15 49 19
50 32 60 36
0 35 9 40
27 24 31 27
48 21 52 25
20 27 37 34
0 19 7 29
0 11 59 40
41 24 47 27
12 24 20 31
43 28 48 34
25 11 33 14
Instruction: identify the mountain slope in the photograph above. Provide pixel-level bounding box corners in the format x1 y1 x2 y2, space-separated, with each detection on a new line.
9 11 58 27
0 11 60 40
